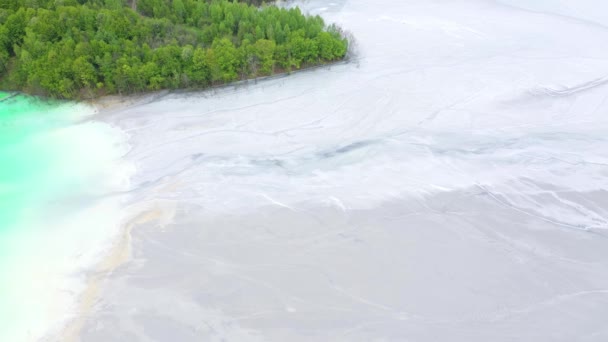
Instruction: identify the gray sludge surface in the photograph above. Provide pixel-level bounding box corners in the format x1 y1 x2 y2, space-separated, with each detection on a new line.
82 0 608 341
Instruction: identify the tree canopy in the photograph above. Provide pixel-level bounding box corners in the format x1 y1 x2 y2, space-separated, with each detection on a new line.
0 0 348 99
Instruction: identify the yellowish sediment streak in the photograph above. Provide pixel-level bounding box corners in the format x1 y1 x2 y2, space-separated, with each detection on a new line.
60 203 175 342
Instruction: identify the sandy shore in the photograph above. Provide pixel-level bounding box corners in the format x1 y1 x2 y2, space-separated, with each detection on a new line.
58 0 608 340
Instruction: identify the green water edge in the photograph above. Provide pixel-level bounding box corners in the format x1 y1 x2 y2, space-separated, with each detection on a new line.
1 92 72 234
0 91 105 340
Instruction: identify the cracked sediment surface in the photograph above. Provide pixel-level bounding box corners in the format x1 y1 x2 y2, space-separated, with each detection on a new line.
76 0 608 341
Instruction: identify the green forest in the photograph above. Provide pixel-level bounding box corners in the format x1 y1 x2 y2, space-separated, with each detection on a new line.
0 0 348 99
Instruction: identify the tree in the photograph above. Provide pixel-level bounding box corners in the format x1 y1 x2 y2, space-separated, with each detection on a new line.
255 25 264 41
316 31 346 61
72 56 97 88
187 47 210 85
4 8 29 54
0 25 9 73
172 0 185 23
253 39 275 74
211 38 239 82
0 0 348 99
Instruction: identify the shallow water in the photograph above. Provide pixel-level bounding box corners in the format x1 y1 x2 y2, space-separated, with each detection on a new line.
0 93 132 341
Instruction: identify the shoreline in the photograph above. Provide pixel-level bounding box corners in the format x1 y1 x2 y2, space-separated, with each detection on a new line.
39 57 350 341
0 57 353 112
51 51 366 340
0 58 352 107
84 58 352 113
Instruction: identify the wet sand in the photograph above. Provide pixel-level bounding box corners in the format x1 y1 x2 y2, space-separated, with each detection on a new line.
65 0 608 341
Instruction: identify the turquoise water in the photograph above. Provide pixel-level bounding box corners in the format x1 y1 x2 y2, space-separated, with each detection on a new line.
0 93 77 234
0 93 90 256
0 92 131 341
0 93 76 261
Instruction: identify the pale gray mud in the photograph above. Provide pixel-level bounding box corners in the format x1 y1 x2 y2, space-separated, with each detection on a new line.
80 0 608 341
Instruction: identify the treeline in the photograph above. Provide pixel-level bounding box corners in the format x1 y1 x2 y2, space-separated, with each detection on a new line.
0 0 348 99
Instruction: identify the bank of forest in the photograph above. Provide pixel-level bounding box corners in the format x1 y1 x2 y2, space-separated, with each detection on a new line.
0 0 348 99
